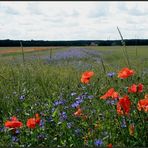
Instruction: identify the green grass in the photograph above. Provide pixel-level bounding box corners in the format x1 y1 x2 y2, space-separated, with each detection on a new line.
0 46 147 147
88 46 148 65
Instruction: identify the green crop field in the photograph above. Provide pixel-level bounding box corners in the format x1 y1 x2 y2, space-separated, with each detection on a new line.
0 45 147 147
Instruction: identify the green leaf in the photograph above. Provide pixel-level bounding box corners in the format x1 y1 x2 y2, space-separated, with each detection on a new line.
52 107 59 118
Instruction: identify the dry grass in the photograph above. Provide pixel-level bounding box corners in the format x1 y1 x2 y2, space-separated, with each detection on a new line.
0 46 62 54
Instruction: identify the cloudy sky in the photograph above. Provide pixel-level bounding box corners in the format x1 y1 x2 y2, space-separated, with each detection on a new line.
0 1 148 40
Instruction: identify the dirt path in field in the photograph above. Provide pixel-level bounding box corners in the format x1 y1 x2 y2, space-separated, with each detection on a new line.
0 47 59 54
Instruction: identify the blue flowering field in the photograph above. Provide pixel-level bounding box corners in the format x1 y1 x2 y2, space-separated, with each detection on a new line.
0 46 147 147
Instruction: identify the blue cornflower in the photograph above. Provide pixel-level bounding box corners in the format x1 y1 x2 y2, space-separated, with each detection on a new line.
53 100 61 106
107 72 116 78
71 102 80 108
76 99 83 104
94 139 103 147
106 100 111 105
67 122 73 128
47 116 55 126
19 95 25 101
15 129 20 135
37 134 45 140
71 98 83 108
81 95 86 100
0 127 4 132
111 99 117 105
12 136 19 142
39 119 45 128
75 128 81 135
106 99 117 105
53 100 65 106
47 116 53 122
121 117 127 128
75 96 81 100
88 95 94 99
40 112 44 116
60 111 67 121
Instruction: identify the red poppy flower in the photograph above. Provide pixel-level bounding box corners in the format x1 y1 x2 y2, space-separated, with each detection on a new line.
137 83 143 93
137 97 148 113
5 116 23 129
112 91 119 99
27 113 41 128
11 116 18 121
107 143 113 148
74 107 83 117
35 113 40 124
26 118 36 129
100 88 119 100
128 84 137 93
128 83 143 93
81 71 94 84
145 94 148 99
117 96 131 115
118 67 135 79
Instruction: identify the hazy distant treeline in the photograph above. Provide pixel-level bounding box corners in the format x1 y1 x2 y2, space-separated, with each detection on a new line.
0 39 148 47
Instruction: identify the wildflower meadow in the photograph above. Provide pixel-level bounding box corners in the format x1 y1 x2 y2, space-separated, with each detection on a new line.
0 44 147 147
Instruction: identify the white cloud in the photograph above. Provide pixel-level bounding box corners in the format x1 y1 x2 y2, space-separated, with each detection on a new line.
0 1 148 40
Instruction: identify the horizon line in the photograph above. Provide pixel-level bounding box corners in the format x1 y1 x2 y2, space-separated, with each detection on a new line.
1 38 148 41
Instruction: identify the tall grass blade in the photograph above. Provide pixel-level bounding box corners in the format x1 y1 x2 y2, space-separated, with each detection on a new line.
50 48 52 59
117 27 131 68
20 41 25 63
100 56 106 74
0 74 7 80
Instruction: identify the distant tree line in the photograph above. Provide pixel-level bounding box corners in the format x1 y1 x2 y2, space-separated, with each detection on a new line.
0 39 148 47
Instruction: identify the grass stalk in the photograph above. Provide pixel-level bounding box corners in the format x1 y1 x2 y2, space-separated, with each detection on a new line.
20 41 25 64
117 27 131 68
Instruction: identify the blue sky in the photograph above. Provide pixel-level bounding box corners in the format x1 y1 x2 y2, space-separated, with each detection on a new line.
0 1 148 40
